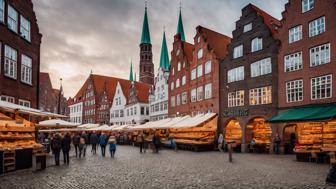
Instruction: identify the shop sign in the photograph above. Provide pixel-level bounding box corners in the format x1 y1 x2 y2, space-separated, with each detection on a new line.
222 109 249 117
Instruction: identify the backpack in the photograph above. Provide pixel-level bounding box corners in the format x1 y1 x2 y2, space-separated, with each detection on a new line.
52 138 61 149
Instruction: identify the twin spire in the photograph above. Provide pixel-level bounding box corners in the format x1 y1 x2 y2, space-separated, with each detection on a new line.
159 31 170 70
140 4 151 44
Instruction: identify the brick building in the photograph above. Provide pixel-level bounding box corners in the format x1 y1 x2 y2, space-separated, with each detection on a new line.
269 0 336 154
169 14 231 117
0 0 42 108
39 72 67 115
219 4 281 153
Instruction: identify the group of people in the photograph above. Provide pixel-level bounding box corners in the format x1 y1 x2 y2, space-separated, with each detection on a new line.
47 131 117 166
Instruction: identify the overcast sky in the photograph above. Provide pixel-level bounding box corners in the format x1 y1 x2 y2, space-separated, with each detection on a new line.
32 0 288 98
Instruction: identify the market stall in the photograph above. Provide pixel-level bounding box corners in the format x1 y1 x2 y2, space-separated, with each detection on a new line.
224 120 242 150
246 118 272 153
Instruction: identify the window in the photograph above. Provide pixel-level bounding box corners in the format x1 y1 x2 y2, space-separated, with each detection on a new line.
311 75 332 100
172 68 174 76
251 57 272 77
191 88 196 102
176 94 181 106
141 107 145 115
182 75 186 86
197 86 203 101
251 37 262 52
197 64 203 78
7 5 18 33
309 17 325 37
21 55 32 84
170 96 175 107
289 25 302 43
170 82 174 90
177 62 181 71
176 49 180 56
191 68 196 80
204 83 212 99
0 95 15 103
249 86 272 105
20 16 31 41
134 107 137 115
18 99 30 107
0 0 4 22
228 66 244 83
284 52 303 72
310 43 330 67
243 23 252 32
175 79 180 88
205 60 211 74
286 79 303 103
302 0 314 13
233 45 243 59
197 49 203 59
182 92 187 104
4 45 17 79
228 90 244 107
197 36 201 43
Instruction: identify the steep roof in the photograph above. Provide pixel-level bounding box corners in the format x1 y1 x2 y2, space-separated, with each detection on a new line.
133 82 151 103
129 62 134 81
140 7 151 44
177 9 186 42
198 26 231 59
159 31 170 70
250 4 281 35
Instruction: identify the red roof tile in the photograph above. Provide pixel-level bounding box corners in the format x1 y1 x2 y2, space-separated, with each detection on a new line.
198 26 232 59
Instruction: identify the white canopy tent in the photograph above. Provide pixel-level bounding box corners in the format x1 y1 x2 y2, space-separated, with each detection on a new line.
38 119 79 127
77 123 100 129
171 113 217 129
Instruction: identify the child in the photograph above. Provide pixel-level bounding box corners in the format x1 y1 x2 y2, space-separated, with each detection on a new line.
109 136 117 158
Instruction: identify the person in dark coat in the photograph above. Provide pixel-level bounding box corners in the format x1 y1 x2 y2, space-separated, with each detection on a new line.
90 132 99 154
72 133 80 157
138 132 145 153
99 132 108 157
81 131 89 157
61 133 72 164
50 133 62 166
152 132 161 153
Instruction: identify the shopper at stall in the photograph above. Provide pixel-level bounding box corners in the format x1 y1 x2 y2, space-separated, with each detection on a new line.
170 136 177 151
108 135 117 158
218 133 224 152
274 133 281 154
61 133 71 165
90 132 99 155
99 132 108 157
72 133 80 158
51 133 62 166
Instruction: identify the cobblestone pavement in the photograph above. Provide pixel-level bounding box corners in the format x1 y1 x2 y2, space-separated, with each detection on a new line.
0 145 334 189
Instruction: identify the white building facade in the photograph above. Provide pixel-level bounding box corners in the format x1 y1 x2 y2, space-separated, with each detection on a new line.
69 102 83 124
110 82 127 126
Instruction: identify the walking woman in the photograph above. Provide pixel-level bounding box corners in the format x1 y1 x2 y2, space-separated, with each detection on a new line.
108 136 117 158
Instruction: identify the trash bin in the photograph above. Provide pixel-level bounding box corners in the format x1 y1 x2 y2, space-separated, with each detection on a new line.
33 154 46 171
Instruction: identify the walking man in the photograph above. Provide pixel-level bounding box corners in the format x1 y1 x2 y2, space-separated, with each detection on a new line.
72 133 80 158
81 131 89 157
218 133 224 152
99 132 108 157
51 133 62 166
274 133 281 154
90 132 99 155
61 133 71 164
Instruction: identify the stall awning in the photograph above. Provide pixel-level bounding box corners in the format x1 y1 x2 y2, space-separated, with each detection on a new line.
269 105 336 123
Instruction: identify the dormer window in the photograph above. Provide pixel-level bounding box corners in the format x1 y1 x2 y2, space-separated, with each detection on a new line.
302 0 314 13
243 23 252 33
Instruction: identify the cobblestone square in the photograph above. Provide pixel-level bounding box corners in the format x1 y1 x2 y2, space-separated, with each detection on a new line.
0 146 333 189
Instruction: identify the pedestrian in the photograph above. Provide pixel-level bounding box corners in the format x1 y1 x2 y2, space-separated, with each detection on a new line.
61 132 71 165
138 132 145 153
81 131 89 157
78 134 86 158
99 132 108 157
170 136 177 151
50 133 62 166
108 136 117 158
152 132 161 153
72 133 80 158
274 133 281 154
90 131 99 155
218 133 224 152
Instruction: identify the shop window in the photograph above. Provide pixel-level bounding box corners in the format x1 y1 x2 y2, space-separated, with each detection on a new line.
284 52 303 72
289 25 302 43
311 74 332 100
286 79 303 103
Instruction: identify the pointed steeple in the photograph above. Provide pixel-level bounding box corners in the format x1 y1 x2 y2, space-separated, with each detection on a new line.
177 5 185 42
134 72 137 82
159 31 170 70
140 3 151 44
129 62 134 81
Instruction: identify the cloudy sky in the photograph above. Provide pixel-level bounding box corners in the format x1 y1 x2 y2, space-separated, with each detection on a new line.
32 0 288 97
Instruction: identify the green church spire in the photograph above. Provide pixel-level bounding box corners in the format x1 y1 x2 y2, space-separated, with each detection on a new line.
159 31 170 71
177 7 185 42
129 61 134 81
140 5 151 44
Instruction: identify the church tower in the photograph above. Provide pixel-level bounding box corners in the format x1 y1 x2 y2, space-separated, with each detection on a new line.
139 4 154 85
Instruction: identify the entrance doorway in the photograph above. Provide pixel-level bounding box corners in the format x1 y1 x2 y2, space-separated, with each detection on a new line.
283 124 297 154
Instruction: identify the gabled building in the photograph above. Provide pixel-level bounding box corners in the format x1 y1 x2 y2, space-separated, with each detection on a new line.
168 9 194 117
0 0 42 108
109 80 131 125
149 31 170 121
219 4 281 153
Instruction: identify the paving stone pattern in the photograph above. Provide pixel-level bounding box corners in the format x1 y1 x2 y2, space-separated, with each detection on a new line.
0 145 334 189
